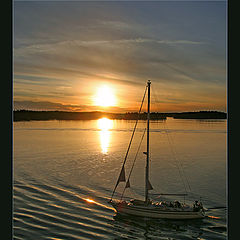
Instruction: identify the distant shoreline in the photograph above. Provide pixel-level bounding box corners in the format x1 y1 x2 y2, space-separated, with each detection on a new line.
13 110 227 121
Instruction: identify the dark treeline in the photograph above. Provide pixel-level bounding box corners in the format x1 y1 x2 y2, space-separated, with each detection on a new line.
13 110 227 121
167 111 227 119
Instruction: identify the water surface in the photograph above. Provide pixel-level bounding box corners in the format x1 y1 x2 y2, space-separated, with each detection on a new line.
13 118 227 239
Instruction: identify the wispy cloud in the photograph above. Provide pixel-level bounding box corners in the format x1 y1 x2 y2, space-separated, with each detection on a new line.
14 100 87 111
15 38 205 54
13 100 131 113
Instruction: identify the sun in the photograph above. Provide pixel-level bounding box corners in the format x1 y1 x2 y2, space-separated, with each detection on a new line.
94 86 116 107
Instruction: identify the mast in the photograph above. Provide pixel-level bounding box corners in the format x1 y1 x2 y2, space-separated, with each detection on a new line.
145 80 151 202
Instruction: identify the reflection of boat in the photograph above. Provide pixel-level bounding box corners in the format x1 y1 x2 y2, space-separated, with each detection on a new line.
108 80 205 219
113 211 204 235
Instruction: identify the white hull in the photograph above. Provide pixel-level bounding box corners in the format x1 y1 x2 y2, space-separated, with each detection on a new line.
110 201 205 220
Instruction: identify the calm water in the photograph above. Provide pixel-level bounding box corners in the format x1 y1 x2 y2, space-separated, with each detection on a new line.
13 118 227 239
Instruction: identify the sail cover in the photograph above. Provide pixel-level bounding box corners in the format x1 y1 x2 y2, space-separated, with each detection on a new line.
147 179 153 190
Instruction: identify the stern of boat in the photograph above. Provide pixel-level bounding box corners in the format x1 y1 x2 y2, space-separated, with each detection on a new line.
108 199 127 213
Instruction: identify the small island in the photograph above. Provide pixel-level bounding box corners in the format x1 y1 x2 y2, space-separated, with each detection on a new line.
13 110 227 121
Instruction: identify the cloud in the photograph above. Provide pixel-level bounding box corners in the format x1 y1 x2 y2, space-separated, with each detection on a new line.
13 1 226 112
157 40 205 45
14 38 205 55
13 100 130 113
14 100 89 111
14 36 209 85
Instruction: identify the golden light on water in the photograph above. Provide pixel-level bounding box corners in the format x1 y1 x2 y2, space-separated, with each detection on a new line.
85 198 95 203
94 86 116 107
84 197 112 209
207 215 221 219
98 118 113 154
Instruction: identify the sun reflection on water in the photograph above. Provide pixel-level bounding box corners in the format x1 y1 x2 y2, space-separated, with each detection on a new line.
85 198 95 203
84 197 112 209
97 118 113 154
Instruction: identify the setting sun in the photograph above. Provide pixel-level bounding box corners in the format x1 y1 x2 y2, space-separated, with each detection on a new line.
94 86 116 107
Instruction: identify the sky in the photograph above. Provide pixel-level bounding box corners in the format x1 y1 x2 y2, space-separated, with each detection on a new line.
13 1 227 113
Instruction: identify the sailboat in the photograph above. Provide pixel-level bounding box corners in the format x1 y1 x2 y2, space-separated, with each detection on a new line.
108 80 205 219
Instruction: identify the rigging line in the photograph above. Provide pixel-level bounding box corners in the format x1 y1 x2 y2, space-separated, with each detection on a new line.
151 87 162 113
110 85 148 201
151 84 192 193
167 126 192 192
151 88 159 113
151 85 187 192
151 86 188 193
165 129 187 193
163 123 192 193
120 128 147 200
